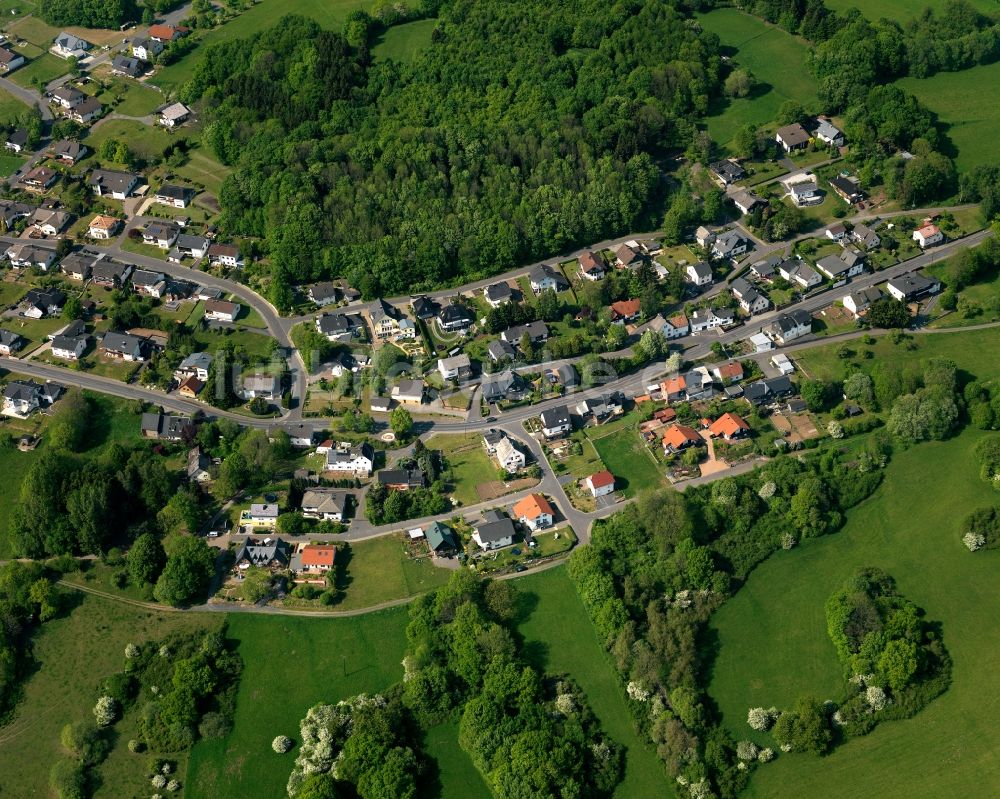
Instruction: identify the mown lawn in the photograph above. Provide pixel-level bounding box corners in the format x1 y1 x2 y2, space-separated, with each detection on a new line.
425 431 500 505
0 87 29 125
372 18 436 63
423 721 491 799
696 8 819 148
85 118 175 161
9 52 68 88
0 152 26 176
173 145 231 196
709 427 1000 798
0 593 221 799
113 83 162 117
185 607 410 799
898 61 1000 173
590 426 666 497
515 567 672 798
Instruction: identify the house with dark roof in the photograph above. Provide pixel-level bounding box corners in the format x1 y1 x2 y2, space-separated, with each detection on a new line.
139 410 192 440
316 312 362 342
378 469 425 491
51 139 86 164
232 537 292 575
776 123 810 152
102 331 148 361
829 174 863 204
89 170 141 199
501 320 548 345
187 447 211 482
731 277 769 314
425 521 459 556
815 118 844 147
154 184 196 208
5 128 27 153
764 309 813 345
410 295 439 318
709 159 745 186
472 515 515 550
887 272 940 302
487 339 516 362
744 376 794 406
528 264 568 294
0 329 24 355
482 369 525 402
437 302 475 332
540 404 572 438
483 282 513 307
111 54 143 77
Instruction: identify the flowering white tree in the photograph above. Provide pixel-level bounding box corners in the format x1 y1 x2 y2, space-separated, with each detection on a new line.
827 420 844 439
781 533 797 550
747 707 776 731
757 747 774 763
689 779 713 799
151 774 167 789
963 531 986 552
627 681 651 702
758 481 776 500
128 739 142 753
272 735 293 754
159 644 171 658
125 643 140 659
736 740 759 761
866 685 887 712
555 693 577 716
93 696 118 727
166 780 180 792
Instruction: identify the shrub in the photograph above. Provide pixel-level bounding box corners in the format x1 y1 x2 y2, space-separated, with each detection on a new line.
152 774 167 789
963 531 986 551
272 735 293 753
747 706 776 731
736 740 758 761
167 779 181 792
93 696 118 727
125 643 140 659
960 506 1000 550
128 739 143 753
757 747 774 763
866 685 887 711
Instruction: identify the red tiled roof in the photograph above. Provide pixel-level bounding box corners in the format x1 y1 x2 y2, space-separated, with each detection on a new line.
709 412 751 438
588 470 615 488
513 493 554 520
300 544 336 568
662 424 702 450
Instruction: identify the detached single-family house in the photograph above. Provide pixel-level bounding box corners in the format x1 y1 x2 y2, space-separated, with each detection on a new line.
369 298 402 339
204 299 241 323
660 375 687 402
829 175 863 204
437 302 475 332
208 243 243 268
713 361 744 384
732 189 766 216
816 252 865 282
913 223 944 248
21 288 65 318
23 168 59 192
2 380 59 417
487 339 516 363
481 369 525 402
483 282 513 307
29 208 69 236
324 442 374 476
148 23 187 42
87 214 121 239
585 470 615 498
131 36 162 61
69 96 102 124
662 313 690 339
143 221 180 249
91 261 131 288
301 489 350 521
131 269 167 298
50 332 87 360
111 54 143 77
159 102 191 128
391 378 425 406
5 128 27 153
472 514 516 551
686 261 714 286
662 423 703 454
711 230 750 260
789 180 823 207
852 222 881 250
296 545 337 575
778 259 822 289
308 283 339 309
52 32 89 59
155 184 196 208
615 243 644 269
575 391 625 421
0 46 25 73
765 309 813 344
708 412 751 441
578 251 606 281
187 447 211 482
139 410 192 440
102 331 147 361
232 536 290 572
8 244 57 271
410 295 438 319
426 521 459 556
0 329 24 355
744 376 794 406
815 118 844 147
824 222 847 241
241 373 280 401
51 139 87 164
175 351 213 382
731 277 769 314
539 405 572 438
689 307 735 333
89 170 141 199
438 353 472 381
495 436 526 472
52 86 85 110
695 225 715 249
609 298 641 324
378 469 425 491
528 263 569 294
750 255 780 282
887 272 940 302
169 233 209 262
512 494 554 531
501 320 548 345
843 286 883 317
776 123 810 152
709 159 745 186
316 312 361 342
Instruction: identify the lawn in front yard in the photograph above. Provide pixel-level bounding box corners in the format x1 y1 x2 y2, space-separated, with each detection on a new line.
0 86 29 125
184 606 409 799
9 52 69 88
589 426 666 497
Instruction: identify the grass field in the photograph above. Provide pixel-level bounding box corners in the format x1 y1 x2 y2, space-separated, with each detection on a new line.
85 118 175 161
590 427 666 497
0 0 37 21
113 83 162 117
898 62 1000 173
152 0 373 93
185 608 409 799
516 567 672 798
9 52 68 88
709 427 1000 798
173 146 231 196
423 722 491 798
697 9 819 148
425 431 501 504
372 18 436 63
0 593 221 799
0 87 29 125
825 0 1000 21
0 152 26 176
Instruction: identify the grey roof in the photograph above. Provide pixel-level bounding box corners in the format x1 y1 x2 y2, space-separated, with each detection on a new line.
3 380 41 402
476 517 516 544
484 282 513 303
243 373 280 393
24 287 65 309
394 378 424 397
317 312 360 336
438 302 475 326
745 376 794 404
7 128 27 147
59 252 97 277
709 159 745 182
144 221 179 240
378 469 425 488
73 96 102 116
91 261 129 282
0 329 23 348
175 233 208 250
179 351 213 371
439 352 471 371
688 261 713 279
410 295 438 318
301 488 348 516
528 263 568 288
487 339 516 361
102 331 145 353
369 298 397 323
776 123 810 147
325 441 374 467
51 334 85 352
540 404 571 429
847 286 883 309
156 183 194 201
132 268 166 286
817 254 850 277
89 169 140 194
714 229 747 252
481 368 522 400
111 54 142 75
830 175 862 198
187 446 210 478
233 537 292 568
816 119 843 140
888 272 936 297
502 320 548 343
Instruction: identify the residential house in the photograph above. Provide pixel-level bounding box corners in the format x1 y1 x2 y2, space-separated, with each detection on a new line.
788 180 823 207
241 373 280 401
51 139 87 164
771 352 795 375
70 96 102 124
131 269 167 298
816 252 865 282
2 380 57 417
483 282 513 306
369 298 401 339
52 86 85 109
158 102 190 128
765 309 813 344
143 221 180 249
295 544 337 576
709 159 745 186
472 514 516 551
539 405 572 438
750 255 780 282
130 36 162 61
683 368 715 401
50 333 87 360
111 54 143 77
391 378 425 406
154 184 195 208
426 521 459 556
778 259 822 289
887 272 940 302
91 261 131 288
5 128 27 153
708 412 751 441
662 313 690 339
748 331 773 352
21 288 65 318
204 299 241 323
208 243 243 268
378 469 425 491
829 174 863 204
815 118 844 146
578 251 606 281
732 189 766 216
776 123 810 152
548 362 578 387
437 302 475 332
0 329 24 355
713 361 744 384
824 222 847 241
438 353 472 381
126 327 168 352
575 391 625 421
410 295 438 319
481 369 525 402
711 229 750 260
177 376 203 398
148 23 186 42
29 208 69 236
660 375 687 402
139 410 192 440
689 307 735 333
102 331 147 361
168 233 209 261
615 243 644 269
174 351 213 382
271 423 316 448
585 470 615 497
486 339 516 363
495 436 526 472
695 225 715 248
22 168 59 193
686 261 714 286
89 170 141 199
0 46 25 73
843 286 883 317
482 429 505 454
512 493 555 531
316 312 362 342
301 489 350 521
87 214 120 239
662 424 703 454
731 277 769 314
852 222 881 250
8 244 57 271
528 263 569 294
913 223 944 248
52 32 89 59
744 376 794 405
609 298 641 324
232 537 291 573
187 447 211 482
324 442 374 476
501 320 548 345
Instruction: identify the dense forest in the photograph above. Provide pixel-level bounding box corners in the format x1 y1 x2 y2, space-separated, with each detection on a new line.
39 0 137 29
183 2 721 302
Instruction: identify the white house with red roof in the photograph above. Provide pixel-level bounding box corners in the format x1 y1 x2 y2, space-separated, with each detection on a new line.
585 470 615 497
912 223 944 248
